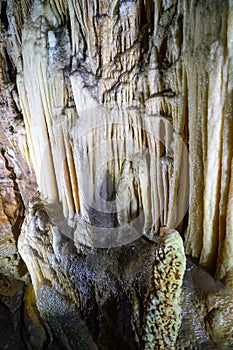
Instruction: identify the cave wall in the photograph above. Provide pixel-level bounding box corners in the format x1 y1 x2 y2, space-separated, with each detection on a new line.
0 0 233 349
1 0 232 278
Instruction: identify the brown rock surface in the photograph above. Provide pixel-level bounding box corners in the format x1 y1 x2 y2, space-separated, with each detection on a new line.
0 144 26 278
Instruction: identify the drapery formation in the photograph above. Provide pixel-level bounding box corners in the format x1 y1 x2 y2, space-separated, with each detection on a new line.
2 0 231 278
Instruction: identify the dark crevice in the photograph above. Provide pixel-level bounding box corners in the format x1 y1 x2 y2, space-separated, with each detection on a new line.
0 0 9 30
139 0 154 51
148 88 176 99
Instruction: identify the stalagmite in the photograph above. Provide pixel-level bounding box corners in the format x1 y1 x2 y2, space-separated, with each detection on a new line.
143 229 186 350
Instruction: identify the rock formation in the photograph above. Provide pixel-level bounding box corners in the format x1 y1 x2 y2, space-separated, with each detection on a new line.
0 0 233 349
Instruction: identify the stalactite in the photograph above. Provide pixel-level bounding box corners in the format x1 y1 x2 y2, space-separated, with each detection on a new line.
8 0 230 278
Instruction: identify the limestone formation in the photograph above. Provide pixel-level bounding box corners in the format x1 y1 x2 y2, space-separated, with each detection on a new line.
0 0 233 349
143 229 186 349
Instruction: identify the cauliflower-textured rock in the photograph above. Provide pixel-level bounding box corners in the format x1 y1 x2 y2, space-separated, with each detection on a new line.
143 229 186 350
